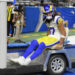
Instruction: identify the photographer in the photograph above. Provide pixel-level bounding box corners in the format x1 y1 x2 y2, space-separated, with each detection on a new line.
14 5 25 43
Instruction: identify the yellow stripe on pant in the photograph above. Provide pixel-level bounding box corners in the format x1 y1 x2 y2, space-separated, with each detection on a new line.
37 36 58 46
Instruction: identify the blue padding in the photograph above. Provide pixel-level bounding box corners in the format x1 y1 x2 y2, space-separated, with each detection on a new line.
64 72 75 75
26 42 31 45
64 46 75 49
22 6 39 33
56 7 75 28
8 43 29 48
8 50 25 53
39 23 47 32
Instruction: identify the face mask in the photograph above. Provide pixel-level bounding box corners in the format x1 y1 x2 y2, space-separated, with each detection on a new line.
46 16 52 20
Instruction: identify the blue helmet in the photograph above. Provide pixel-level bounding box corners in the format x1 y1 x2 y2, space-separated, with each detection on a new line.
43 4 54 15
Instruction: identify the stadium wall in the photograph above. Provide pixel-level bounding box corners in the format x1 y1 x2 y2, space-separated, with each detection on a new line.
17 6 75 33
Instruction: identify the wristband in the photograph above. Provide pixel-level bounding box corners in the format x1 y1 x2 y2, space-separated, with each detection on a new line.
61 35 66 38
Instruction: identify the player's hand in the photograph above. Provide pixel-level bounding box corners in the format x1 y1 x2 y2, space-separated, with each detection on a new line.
47 31 50 36
47 33 50 36
55 44 63 50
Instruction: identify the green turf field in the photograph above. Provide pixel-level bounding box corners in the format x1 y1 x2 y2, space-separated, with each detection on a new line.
8 28 75 43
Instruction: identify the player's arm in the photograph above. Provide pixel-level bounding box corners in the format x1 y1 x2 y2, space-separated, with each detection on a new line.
58 19 66 45
55 18 66 49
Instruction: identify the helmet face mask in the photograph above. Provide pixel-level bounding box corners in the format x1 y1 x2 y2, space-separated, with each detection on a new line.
46 16 52 20
44 12 53 20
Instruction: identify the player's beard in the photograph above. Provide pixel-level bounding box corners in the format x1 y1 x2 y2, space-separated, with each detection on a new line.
43 15 55 24
45 16 52 23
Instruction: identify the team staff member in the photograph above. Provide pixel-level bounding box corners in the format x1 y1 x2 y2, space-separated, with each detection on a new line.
7 2 15 37
10 4 66 66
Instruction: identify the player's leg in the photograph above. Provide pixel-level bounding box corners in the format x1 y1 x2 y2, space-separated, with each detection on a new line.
30 42 46 60
23 40 39 58
7 21 10 36
23 36 59 65
30 36 60 60
10 40 39 64
21 42 46 65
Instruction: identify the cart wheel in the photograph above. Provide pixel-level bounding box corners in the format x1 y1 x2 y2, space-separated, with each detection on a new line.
47 55 66 75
